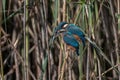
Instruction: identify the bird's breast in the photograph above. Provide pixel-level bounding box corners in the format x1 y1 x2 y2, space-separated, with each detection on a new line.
67 45 76 52
73 34 81 42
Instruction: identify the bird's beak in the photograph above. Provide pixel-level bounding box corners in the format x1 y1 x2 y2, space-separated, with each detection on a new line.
51 28 66 42
49 28 66 48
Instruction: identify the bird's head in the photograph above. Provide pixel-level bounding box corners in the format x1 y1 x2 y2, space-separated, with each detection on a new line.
52 22 68 40
56 22 68 30
49 22 68 47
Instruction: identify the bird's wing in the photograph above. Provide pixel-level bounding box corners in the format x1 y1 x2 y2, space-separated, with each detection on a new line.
63 32 79 55
63 32 79 48
67 24 85 46
67 24 84 36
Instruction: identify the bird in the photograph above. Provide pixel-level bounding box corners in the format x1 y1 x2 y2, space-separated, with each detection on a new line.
51 22 120 74
52 22 104 56
51 22 99 56
53 30 80 55
53 22 86 47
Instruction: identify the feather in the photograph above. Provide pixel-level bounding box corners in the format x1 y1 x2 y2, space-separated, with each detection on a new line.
66 24 85 47
63 32 79 55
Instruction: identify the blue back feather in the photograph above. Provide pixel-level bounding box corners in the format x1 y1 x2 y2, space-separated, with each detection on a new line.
67 24 85 47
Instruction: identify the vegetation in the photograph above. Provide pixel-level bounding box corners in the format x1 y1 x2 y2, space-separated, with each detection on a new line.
0 0 120 80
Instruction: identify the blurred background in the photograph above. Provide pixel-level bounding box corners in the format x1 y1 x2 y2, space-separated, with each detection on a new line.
0 0 120 80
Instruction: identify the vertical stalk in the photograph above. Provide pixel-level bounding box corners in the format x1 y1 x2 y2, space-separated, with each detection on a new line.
85 5 90 80
0 40 4 80
86 44 90 80
54 0 59 24
59 51 69 80
2 0 6 32
0 32 4 80
63 0 66 21
23 0 26 79
0 0 4 79
109 0 120 78
118 0 120 29
97 58 101 80
79 47 85 80
23 0 29 80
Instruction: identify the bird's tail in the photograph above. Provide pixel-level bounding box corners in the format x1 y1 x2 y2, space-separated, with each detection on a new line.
85 37 119 74
84 37 98 50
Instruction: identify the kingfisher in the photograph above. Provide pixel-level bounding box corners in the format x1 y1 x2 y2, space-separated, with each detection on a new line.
50 22 120 74
52 29 80 55
53 22 86 47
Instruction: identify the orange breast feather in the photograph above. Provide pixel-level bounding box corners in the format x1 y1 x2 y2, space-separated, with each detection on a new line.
73 34 81 42
67 45 76 52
